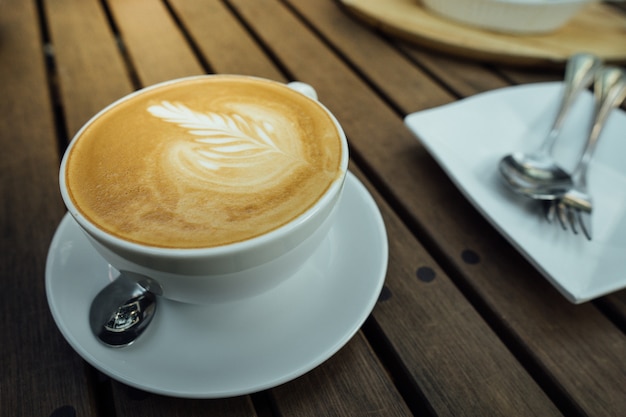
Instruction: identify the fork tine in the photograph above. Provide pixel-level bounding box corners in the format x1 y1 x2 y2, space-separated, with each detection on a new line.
543 200 557 223
576 210 592 240
556 201 569 230
566 206 579 234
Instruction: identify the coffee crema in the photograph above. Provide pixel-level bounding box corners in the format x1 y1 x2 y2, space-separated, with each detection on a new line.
65 76 343 248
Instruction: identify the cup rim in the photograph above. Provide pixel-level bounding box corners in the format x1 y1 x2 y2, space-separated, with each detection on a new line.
59 74 349 258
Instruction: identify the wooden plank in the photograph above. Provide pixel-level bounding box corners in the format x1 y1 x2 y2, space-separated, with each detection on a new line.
44 0 133 137
271 332 414 417
110 384 258 416
107 0 204 86
600 292 626 330
224 1 562 415
287 1 566 98
497 66 562 85
396 45 510 98
289 0 509 104
0 0 99 415
286 0 454 112
350 168 562 417
168 0 284 80
226 0 626 415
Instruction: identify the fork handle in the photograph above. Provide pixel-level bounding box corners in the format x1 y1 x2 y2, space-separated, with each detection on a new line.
538 53 601 156
572 67 626 187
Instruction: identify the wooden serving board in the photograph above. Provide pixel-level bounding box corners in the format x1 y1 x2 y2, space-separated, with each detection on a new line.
339 0 626 67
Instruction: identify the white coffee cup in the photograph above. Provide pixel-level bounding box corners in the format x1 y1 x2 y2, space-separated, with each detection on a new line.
59 75 348 304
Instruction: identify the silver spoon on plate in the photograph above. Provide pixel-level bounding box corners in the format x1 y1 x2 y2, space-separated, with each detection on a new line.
498 53 602 199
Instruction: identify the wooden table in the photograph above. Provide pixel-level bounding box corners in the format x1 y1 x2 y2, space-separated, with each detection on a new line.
2 1 625 416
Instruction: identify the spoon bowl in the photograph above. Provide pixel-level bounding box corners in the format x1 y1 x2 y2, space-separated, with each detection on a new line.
89 271 160 347
499 152 573 199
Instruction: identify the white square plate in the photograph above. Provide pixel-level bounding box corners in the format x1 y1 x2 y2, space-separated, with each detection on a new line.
405 82 626 303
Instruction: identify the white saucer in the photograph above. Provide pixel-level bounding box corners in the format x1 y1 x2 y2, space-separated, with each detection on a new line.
46 172 388 398
405 82 626 303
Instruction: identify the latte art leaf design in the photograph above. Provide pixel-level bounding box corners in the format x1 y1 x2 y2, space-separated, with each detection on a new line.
147 101 292 171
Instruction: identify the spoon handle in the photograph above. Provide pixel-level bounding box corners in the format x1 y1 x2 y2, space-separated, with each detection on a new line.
539 53 601 155
572 67 626 188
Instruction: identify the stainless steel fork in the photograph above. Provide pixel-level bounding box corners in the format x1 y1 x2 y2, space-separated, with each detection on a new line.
546 67 626 239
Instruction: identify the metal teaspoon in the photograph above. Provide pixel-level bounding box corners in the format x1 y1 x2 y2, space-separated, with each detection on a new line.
89 271 160 347
498 53 602 199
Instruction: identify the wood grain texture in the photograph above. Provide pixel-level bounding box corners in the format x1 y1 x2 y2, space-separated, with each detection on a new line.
290 0 511 103
107 0 204 86
271 332 413 417
0 0 98 416
111 383 258 416
600 292 626 330
44 0 134 137
396 46 511 98
350 168 562 417
287 0 455 113
169 0 284 80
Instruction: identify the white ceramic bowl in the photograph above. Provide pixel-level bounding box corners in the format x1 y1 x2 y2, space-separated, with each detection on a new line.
421 0 597 34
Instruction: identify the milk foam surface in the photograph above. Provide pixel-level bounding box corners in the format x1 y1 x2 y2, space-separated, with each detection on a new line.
65 76 343 248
